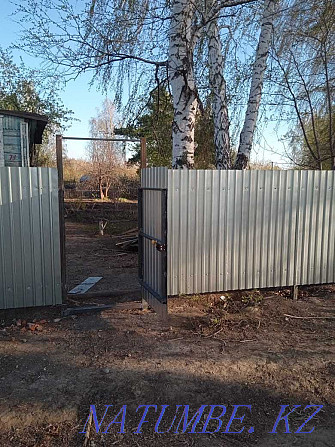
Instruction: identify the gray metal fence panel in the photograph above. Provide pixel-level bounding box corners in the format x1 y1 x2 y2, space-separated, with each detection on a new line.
0 167 62 309
141 169 335 299
167 169 335 296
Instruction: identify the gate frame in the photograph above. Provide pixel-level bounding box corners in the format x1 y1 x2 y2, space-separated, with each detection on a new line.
56 134 146 301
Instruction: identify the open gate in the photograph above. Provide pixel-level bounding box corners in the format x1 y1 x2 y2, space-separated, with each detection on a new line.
138 187 168 317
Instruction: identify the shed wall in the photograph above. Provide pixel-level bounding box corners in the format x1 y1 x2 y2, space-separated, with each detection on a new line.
0 115 29 167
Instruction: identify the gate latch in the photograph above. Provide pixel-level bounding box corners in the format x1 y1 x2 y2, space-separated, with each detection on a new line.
156 243 167 252
151 239 167 252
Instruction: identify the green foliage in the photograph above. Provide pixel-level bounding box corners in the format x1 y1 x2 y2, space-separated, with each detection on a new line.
289 109 335 169
123 87 216 168
0 47 74 166
194 100 215 169
241 290 263 307
120 87 174 167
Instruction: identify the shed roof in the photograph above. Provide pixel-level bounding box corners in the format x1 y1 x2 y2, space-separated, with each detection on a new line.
0 109 48 144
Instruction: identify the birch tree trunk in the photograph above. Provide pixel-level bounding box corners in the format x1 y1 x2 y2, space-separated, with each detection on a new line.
234 0 276 169
207 18 231 169
169 0 198 169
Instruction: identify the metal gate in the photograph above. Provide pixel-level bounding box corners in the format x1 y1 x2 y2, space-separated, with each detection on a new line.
138 187 167 317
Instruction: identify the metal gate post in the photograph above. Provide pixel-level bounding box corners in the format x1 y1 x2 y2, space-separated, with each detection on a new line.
56 134 67 301
138 188 148 309
161 188 168 303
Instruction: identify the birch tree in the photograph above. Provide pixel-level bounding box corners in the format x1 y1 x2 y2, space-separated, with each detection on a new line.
16 0 259 169
169 0 198 168
234 0 277 169
207 17 231 169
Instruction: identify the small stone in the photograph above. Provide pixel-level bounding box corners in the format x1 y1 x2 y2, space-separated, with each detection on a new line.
21 339 27 343
103 368 111 374
53 318 61 323
38 319 47 325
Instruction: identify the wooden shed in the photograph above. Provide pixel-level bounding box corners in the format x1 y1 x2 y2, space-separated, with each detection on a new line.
0 110 48 167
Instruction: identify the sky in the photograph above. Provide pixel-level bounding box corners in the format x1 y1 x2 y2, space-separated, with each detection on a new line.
0 0 107 159
0 0 289 166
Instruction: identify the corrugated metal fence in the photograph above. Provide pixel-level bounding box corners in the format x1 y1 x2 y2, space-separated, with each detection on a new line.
142 168 335 297
0 168 62 309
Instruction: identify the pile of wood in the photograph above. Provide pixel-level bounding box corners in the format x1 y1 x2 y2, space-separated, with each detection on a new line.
115 227 138 252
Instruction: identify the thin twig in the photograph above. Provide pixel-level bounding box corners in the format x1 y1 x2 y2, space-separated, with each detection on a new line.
284 314 335 320
83 411 93 447
205 327 225 338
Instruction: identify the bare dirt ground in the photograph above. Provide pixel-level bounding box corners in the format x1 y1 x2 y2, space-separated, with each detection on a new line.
0 211 334 446
65 201 139 294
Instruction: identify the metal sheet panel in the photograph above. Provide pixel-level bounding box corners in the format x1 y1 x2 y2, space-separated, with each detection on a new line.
166 169 335 296
140 168 168 315
0 116 4 167
0 167 62 309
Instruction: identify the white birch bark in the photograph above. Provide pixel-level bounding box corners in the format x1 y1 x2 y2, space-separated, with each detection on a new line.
169 0 197 169
235 0 276 169
207 18 231 169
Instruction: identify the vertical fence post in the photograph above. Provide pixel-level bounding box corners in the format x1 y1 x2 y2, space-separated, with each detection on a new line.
292 285 299 301
140 137 147 169
56 134 67 301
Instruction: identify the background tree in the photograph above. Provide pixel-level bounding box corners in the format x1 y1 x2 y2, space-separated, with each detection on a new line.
271 0 335 169
87 99 125 199
119 87 174 167
0 47 73 166
288 109 335 169
194 101 216 168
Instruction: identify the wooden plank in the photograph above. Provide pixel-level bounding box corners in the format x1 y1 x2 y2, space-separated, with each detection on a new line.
63 301 142 316
66 289 140 300
68 277 103 295
292 285 299 301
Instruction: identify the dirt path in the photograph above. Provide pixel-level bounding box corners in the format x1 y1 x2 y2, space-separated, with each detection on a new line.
66 221 139 294
0 288 334 446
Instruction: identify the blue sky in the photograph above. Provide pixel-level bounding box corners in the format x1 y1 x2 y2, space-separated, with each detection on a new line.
0 0 289 166
0 0 107 159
